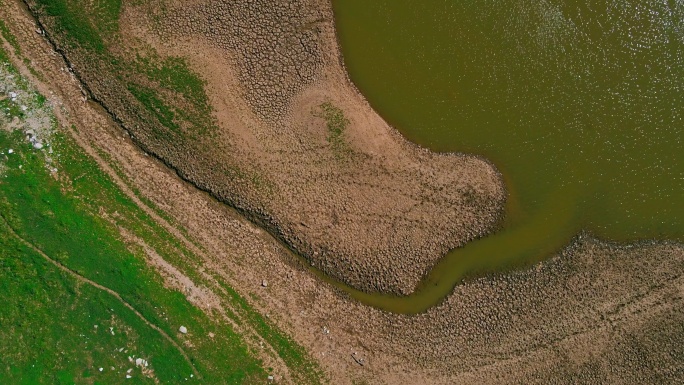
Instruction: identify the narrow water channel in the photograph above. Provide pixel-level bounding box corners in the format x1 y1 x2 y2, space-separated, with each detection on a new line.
328 0 684 313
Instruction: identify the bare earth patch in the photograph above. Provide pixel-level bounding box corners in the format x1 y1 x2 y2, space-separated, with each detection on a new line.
29 0 505 295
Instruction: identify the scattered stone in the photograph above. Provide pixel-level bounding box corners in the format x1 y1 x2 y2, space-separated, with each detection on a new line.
267 375 274 381
7 149 13 154
179 325 188 334
33 142 43 150
99 368 103 372
261 279 268 287
208 332 215 338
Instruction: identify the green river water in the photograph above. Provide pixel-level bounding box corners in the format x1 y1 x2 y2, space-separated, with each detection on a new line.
326 0 684 313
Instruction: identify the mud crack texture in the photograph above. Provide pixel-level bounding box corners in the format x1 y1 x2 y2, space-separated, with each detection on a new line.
160 0 324 120
29 0 504 296
150 1 502 296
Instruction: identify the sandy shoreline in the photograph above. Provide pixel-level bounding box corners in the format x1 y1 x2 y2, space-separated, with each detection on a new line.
7 0 684 383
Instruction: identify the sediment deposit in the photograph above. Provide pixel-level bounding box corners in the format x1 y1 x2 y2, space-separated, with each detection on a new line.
27 0 504 295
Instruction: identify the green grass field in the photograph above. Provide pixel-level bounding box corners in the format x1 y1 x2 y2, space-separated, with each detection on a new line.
0 24 322 383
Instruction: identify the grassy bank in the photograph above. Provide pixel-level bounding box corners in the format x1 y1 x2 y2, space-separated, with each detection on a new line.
0 23 323 383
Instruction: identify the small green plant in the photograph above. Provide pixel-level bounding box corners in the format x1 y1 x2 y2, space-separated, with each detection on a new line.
319 102 351 158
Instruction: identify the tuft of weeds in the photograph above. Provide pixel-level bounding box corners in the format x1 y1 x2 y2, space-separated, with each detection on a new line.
318 102 351 159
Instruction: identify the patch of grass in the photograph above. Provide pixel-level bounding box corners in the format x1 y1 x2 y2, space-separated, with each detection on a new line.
319 102 351 157
128 83 181 134
0 225 193 384
136 55 208 110
32 0 119 53
130 53 214 137
0 98 25 120
28 0 217 151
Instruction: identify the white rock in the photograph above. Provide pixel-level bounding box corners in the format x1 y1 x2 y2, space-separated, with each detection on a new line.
9 92 17 98
33 143 43 150
99 368 103 372
21 105 27 111
7 149 13 154
126 375 132 379
179 325 188 334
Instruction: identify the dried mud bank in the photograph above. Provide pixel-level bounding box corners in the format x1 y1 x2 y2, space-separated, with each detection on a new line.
5 2 684 383
24 0 504 296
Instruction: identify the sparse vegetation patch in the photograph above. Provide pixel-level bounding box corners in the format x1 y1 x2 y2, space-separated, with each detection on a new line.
319 101 351 158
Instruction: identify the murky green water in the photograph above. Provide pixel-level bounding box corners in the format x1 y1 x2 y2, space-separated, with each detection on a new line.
330 0 684 313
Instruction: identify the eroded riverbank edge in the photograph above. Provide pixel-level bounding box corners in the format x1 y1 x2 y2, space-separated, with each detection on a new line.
6 0 684 383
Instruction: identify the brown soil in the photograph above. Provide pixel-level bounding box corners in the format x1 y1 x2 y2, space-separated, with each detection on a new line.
25 0 505 296
4 1 683 384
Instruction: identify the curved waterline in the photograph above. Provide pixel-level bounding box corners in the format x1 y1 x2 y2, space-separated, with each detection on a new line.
313 182 580 314
309 182 583 314
324 0 684 313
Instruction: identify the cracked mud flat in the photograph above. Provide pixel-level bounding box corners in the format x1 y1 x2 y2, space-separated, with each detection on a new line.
5 0 684 383
26 0 505 296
